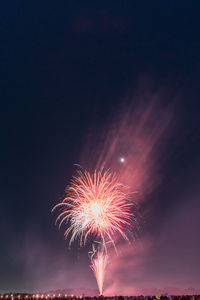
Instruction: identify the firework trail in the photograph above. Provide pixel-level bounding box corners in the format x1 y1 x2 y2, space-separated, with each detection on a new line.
89 243 108 295
52 168 136 249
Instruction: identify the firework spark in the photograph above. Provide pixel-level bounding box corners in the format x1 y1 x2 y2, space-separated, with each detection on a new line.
89 243 108 295
52 168 135 248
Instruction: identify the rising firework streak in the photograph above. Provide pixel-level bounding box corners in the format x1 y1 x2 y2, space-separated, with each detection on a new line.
89 242 108 295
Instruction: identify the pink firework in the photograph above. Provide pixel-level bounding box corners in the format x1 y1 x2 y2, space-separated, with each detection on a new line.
52 168 134 247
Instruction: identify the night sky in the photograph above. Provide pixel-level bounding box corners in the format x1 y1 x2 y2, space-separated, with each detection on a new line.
0 1 200 295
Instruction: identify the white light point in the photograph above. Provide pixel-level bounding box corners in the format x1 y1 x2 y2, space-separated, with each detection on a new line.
120 157 125 163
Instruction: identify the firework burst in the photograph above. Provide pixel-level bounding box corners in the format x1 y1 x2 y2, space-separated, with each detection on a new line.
52 168 135 248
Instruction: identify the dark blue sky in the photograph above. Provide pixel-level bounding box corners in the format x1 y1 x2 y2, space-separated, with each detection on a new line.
0 1 200 294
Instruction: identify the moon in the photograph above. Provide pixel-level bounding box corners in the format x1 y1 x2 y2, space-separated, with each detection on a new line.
120 157 125 163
